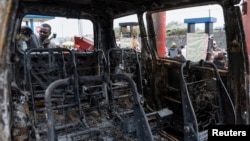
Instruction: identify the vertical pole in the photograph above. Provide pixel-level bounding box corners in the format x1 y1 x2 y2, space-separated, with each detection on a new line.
153 12 166 57
187 23 196 33
78 20 83 36
205 22 213 35
30 19 34 32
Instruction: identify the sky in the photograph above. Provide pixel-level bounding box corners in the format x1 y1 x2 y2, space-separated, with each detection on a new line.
166 5 225 28
113 4 225 28
26 4 225 38
46 18 93 38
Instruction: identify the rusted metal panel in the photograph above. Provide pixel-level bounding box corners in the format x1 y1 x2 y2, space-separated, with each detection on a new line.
0 70 11 141
0 0 12 58
0 0 14 140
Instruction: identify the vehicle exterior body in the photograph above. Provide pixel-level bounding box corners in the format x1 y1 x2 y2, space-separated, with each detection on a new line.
0 0 249 140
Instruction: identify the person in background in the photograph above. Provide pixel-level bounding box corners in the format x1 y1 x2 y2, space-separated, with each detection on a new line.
206 38 224 62
206 35 215 62
211 40 225 60
20 26 39 50
207 40 227 68
212 40 219 51
213 52 226 68
181 45 187 58
168 42 179 58
174 48 186 62
36 23 57 48
131 35 140 51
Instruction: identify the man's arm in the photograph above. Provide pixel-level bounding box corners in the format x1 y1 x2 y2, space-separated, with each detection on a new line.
47 41 57 48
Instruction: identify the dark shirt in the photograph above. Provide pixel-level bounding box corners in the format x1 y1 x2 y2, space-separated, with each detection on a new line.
26 34 40 49
174 55 186 62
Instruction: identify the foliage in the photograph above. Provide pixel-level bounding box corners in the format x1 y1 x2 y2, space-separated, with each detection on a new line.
166 21 187 36
114 27 120 38
114 21 224 37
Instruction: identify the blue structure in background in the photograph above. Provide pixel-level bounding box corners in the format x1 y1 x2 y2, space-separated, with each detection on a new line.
184 17 217 35
23 15 55 32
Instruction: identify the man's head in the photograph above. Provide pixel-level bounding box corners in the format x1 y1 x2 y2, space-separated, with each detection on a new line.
21 26 33 37
212 40 217 50
20 26 33 41
39 23 52 41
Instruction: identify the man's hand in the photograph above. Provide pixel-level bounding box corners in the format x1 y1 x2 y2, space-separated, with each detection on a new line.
42 39 50 48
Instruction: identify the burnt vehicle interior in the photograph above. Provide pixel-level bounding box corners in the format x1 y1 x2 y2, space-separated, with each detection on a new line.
2 0 249 141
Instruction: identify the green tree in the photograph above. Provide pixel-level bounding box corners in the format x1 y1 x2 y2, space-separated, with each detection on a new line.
113 27 120 38
166 21 187 36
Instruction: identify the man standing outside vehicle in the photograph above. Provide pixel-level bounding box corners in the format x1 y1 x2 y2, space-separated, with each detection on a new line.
35 23 57 48
131 35 141 52
168 42 179 58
